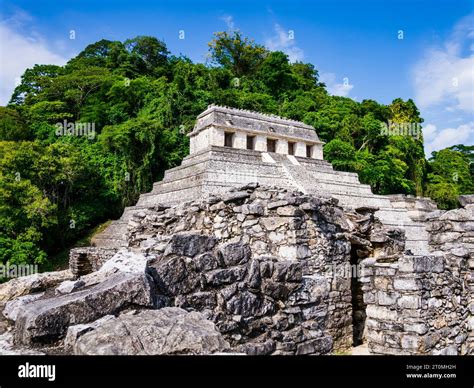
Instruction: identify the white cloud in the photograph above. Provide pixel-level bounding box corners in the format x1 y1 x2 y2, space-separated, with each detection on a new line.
221 15 235 31
319 72 354 97
423 122 473 157
412 14 474 113
265 24 304 62
0 12 67 105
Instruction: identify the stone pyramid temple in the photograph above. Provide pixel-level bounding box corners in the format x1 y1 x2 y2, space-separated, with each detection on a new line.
94 105 437 255
3 105 471 356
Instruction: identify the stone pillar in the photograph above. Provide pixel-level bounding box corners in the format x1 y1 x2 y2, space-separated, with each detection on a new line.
210 126 224 147
295 142 306 157
276 139 288 155
190 128 211 154
254 135 267 152
233 131 246 149
312 144 324 160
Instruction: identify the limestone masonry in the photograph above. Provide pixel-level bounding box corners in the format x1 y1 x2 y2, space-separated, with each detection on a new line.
0 106 472 356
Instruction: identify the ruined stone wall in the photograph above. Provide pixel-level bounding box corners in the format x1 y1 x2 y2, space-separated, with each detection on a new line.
361 198 472 355
69 247 117 277
427 200 473 355
127 184 356 354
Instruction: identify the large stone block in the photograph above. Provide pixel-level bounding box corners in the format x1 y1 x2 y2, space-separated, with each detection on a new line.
14 272 156 345
397 295 421 309
260 217 289 231
393 277 421 291
0 270 73 303
164 232 217 257
71 308 230 355
412 256 444 273
217 242 251 266
366 305 398 321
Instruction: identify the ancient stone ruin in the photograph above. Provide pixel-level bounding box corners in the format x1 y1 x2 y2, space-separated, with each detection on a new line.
0 106 472 355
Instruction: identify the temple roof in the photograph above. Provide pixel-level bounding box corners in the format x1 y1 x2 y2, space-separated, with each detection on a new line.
190 105 322 143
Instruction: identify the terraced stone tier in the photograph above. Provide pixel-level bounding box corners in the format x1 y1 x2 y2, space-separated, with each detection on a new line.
93 145 435 255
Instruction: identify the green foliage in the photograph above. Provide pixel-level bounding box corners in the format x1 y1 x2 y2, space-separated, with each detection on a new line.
0 107 32 140
0 32 470 268
255 51 296 97
426 148 473 209
357 146 414 195
323 139 358 172
208 31 267 77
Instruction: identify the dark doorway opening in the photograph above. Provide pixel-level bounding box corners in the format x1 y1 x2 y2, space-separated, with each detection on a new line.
224 132 234 147
288 142 295 155
351 244 366 346
267 138 276 153
247 135 255 150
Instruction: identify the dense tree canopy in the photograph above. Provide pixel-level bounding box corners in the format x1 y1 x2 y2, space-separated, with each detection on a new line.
0 31 472 267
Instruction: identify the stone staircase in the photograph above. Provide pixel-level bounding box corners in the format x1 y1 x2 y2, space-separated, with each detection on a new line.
271 153 433 254
91 205 150 248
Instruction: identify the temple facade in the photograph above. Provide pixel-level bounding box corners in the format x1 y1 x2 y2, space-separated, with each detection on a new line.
189 105 324 159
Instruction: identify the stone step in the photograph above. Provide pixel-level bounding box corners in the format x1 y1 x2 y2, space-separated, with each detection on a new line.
91 236 128 248
100 221 128 235
333 194 392 209
308 181 374 196
119 206 153 222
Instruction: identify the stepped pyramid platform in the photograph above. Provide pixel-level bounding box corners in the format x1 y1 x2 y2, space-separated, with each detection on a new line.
92 105 437 254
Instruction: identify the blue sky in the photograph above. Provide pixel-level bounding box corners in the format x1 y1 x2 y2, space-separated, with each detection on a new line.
0 0 472 155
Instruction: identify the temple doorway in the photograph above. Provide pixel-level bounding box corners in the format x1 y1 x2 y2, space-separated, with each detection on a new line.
350 244 367 346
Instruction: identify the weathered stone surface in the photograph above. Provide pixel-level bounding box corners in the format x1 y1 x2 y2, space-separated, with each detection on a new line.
193 253 220 272
397 295 420 309
363 203 472 355
0 332 44 355
55 250 152 296
3 293 44 322
3 185 469 357
72 308 230 355
64 315 116 350
267 200 288 209
260 217 289 231
295 335 333 355
458 195 474 207
218 242 251 266
393 278 420 291
0 270 73 303
223 191 251 203
146 255 200 296
241 203 264 215
164 232 217 257
288 275 328 306
98 250 150 274
55 280 85 295
14 272 156 345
